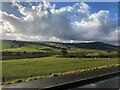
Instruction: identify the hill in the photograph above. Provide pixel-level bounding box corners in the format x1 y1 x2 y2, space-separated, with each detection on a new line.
69 42 118 51
0 39 118 52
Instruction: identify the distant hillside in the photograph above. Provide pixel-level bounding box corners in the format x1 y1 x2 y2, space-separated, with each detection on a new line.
1 40 118 52
68 42 118 51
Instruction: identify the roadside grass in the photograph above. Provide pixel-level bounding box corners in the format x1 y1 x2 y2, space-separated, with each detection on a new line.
2 57 119 84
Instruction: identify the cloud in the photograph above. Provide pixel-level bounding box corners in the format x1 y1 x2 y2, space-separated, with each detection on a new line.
0 2 118 44
72 10 118 42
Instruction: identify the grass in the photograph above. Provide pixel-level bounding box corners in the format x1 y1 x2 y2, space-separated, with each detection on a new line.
2 57 119 84
1 40 118 53
2 47 41 52
1 43 85 53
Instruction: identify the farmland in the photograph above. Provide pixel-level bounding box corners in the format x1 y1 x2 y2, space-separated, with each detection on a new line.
1 40 118 53
1 40 120 85
1 40 119 60
2 57 119 84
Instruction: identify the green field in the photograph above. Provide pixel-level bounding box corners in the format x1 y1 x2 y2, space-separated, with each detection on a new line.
2 57 119 84
1 40 119 85
1 40 118 52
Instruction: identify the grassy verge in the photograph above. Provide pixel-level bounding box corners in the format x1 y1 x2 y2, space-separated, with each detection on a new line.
2 57 120 85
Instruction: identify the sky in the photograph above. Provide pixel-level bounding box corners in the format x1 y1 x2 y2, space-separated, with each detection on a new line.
0 1 119 45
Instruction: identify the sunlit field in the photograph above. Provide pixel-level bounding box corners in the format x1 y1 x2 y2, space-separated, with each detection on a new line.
2 57 119 84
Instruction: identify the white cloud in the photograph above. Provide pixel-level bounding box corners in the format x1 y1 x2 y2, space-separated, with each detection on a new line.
0 2 118 44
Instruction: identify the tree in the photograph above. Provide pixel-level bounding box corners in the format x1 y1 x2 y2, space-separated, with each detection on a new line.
61 48 68 57
10 40 16 48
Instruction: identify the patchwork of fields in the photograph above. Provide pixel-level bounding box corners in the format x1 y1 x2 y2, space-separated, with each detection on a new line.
1 40 119 85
